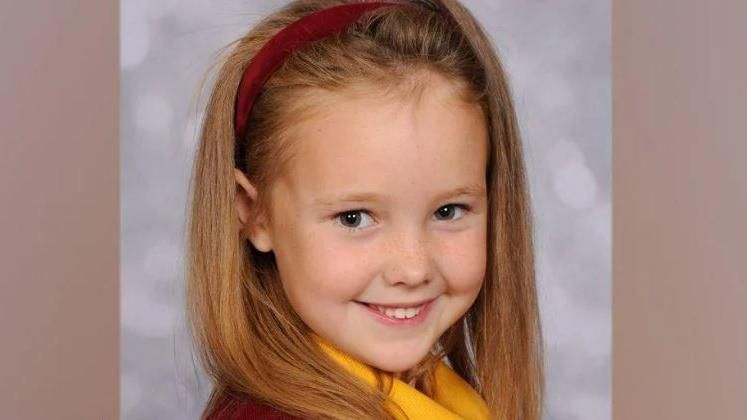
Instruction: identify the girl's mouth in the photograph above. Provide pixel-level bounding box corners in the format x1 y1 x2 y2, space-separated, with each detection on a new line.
354 298 436 326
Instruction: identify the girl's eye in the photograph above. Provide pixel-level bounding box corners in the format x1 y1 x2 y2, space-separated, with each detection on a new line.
335 204 469 232
336 210 375 231
434 204 469 221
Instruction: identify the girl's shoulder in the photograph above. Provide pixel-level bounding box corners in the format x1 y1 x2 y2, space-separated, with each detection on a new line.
207 395 304 420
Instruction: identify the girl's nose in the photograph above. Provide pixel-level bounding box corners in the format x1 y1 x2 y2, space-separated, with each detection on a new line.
382 230 432 287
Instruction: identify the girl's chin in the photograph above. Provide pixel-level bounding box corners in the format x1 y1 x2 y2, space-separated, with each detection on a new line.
363 345 435 374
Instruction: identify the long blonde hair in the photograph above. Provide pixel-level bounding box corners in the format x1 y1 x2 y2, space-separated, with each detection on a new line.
186 1 543 419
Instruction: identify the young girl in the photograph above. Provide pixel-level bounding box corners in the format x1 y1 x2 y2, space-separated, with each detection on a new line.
186 1 543 419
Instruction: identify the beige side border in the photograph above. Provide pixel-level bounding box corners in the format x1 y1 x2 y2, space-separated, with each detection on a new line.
0 0 119 419
613 1 747 419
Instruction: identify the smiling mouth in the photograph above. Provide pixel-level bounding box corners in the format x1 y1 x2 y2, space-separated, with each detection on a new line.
354 298 436 321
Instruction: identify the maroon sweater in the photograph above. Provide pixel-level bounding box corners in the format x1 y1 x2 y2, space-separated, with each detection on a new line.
207 396 304 420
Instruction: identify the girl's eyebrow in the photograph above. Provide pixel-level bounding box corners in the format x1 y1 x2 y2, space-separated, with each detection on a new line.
312 184 486 208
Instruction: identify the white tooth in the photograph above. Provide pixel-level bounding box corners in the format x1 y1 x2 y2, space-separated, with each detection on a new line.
374 304 427 320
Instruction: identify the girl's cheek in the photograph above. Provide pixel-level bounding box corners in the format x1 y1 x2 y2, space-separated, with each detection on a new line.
437 230 487 292
300 234 374 293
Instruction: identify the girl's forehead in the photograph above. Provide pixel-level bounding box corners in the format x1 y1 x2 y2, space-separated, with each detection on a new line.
274 78 488 202
285 73 485 147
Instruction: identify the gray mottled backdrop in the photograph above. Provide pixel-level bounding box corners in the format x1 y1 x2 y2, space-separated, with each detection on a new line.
120 0 610 418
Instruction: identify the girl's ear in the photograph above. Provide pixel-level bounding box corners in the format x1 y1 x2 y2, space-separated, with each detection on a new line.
234 168 273 252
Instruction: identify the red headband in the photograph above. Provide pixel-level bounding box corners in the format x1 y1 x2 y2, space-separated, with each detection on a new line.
233 2 404 152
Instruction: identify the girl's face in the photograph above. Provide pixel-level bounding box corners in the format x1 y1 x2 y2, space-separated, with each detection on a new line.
238 74 488 373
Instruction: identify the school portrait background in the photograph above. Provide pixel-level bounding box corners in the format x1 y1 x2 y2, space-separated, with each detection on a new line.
120 0 610 418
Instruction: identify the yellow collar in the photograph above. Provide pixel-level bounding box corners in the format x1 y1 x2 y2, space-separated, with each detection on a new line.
312 334 490 420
